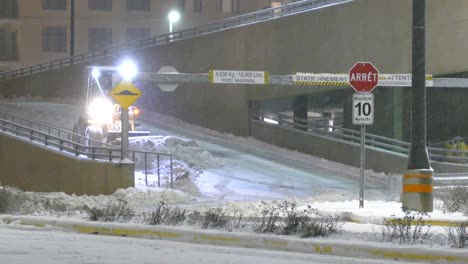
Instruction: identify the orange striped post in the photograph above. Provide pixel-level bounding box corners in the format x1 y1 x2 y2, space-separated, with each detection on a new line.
402 169 433 212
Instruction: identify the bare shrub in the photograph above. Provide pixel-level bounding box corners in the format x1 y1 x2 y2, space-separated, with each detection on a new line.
201 208 229 229
254 201 281 233
446 223 468 248
254 201 343 237
278 201 304 235
187 210 202 226
145 202 187 226
228 207 245 231
87 201 134 222
379 207 432 244
146 201 170 225
165 208 187 225
439 187 468 214
300 214 344 238
0 187 12 213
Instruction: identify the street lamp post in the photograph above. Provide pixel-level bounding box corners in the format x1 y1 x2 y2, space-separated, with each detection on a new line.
168 10 181 36
403 0 433 212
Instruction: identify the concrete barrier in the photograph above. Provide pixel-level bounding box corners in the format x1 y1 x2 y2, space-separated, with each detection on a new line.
250 120 468 175
0 132 134 195
1 216 467 264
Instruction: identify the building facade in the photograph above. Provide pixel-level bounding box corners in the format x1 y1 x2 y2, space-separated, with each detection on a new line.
0 0 297 72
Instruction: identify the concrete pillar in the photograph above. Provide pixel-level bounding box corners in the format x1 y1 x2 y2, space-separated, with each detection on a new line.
293 95 307 130
393 87 404 140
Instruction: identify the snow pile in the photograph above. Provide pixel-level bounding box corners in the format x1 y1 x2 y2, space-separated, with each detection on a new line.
129 136 222 170
130 136 222 196
0 186 192 216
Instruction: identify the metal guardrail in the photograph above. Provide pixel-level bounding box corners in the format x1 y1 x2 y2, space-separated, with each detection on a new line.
0 111 174 188
433 173 468 187
0 0 352 80
255 112 468 164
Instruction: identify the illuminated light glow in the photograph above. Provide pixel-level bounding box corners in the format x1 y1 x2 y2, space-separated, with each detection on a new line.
168 11 180 23
263 118 279 125
132 108 140 115
91 69 101 79
88 97 113 124
118 59 138 81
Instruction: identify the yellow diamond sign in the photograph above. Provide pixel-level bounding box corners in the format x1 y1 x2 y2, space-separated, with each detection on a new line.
111 81 142 109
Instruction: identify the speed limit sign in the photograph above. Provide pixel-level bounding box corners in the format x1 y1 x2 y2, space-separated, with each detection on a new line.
352 93 374 125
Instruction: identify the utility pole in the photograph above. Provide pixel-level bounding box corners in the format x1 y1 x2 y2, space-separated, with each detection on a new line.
403 0 433 212
70 0 75 56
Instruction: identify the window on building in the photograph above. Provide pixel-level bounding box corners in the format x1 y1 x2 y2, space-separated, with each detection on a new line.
232 0 240 14
126 0 150 11
10 31 17 58
0 30 18 60
193 0 202 13
271 1 283 8
217 0 239 13
0 0 18 18
88 0 112 11
42 0 66 10
42 27 66 52
88 27 112 51
126 28 150 42
0 30 5 58
178 0 185 12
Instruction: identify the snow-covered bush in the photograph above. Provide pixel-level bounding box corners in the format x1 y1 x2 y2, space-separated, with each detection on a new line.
253 201 343 237
379 207 432 244
299 214 343 238
438 186 468 214
144 201 186 226
86 201 134 222
201 208 229 229
446 223 468 248
254 201 281 233
0 186 12 213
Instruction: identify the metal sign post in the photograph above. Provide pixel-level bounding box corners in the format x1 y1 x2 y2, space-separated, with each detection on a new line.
360 125 365 208
352 93 374 208
111 81 142 160
349 62 379 209
121 108 129 159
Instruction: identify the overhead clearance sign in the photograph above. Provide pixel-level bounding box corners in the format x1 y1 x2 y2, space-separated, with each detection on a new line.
293 73 433 87
209 70 269 84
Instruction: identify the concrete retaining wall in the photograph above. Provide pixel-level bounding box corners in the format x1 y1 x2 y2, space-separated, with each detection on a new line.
0 132 134 195
250 120 468 174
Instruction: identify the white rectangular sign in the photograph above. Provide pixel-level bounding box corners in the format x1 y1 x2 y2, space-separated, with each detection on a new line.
353 93 374 125
379 74 433 87
293 73 348 85
210 70 267 84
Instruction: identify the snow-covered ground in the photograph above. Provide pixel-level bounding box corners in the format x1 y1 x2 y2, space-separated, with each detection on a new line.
0 98 467 261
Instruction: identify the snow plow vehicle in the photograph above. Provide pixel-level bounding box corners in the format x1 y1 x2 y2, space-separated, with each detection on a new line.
73 65 149 146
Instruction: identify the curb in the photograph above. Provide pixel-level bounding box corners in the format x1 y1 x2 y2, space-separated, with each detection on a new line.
1 215 468 263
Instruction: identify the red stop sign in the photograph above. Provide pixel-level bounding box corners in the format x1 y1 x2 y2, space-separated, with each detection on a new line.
349 62 379 93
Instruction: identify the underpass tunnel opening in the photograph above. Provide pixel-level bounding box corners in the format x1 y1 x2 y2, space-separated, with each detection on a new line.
249 90 345 132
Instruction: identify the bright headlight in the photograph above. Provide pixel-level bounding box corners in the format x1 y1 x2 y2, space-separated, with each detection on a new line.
88 98 113 124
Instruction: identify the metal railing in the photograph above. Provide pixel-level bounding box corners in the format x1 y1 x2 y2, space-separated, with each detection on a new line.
0 111 174 187
254 112 468 164
130 150 174 188
0 0 352 80
433 173 468 187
